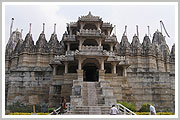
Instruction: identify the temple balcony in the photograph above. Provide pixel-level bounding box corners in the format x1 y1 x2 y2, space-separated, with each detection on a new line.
77 29 104 36
54 51 75 62
102 22 112 28
104 51 116 56
63 35 76 41
75 46 106 56
79 45 103 51
105 36 117 42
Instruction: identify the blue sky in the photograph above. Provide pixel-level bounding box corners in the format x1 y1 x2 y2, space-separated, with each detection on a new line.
5 4 176 49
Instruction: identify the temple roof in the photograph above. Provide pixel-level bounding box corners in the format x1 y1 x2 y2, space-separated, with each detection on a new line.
78 11 102 22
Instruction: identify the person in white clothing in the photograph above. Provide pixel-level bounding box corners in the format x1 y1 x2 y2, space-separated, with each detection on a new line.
148 104 156 115
109 105 119 115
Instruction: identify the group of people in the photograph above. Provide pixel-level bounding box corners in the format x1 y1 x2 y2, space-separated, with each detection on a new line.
109 104 156 115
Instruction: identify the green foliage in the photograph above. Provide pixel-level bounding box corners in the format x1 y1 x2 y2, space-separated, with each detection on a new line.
138 103 150 112
7 101 32 113
135 112 150 115
156 112 175 115
118 101 137 112
8 112 31 115
37 113 49 115
8 112 50 115
48 108 53 113
135 112 175 115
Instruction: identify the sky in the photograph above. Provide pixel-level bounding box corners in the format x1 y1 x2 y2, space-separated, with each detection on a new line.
5 4 176 49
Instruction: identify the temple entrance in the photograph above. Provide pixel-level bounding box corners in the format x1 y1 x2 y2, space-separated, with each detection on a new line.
83 63 99 82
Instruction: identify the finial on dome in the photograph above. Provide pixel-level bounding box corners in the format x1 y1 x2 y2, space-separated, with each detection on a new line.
10 18 14 36
29 23 32 34
54 23 56 34
87 11 93 17
21 29 23 36
42 23 45 34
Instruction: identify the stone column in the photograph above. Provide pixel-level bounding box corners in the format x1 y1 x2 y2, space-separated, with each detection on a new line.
67 43 70 51
98 39 102 47
101 60 104 70
80 23 85 30
110 44 113 51
123 66 127 77
112 63 117 74
108 30 110 36
99 70 105 81
78 59 82 70
97 23 100 31
79 39 85 50
64 62 68 73
52 65 57 75
77 69 84 81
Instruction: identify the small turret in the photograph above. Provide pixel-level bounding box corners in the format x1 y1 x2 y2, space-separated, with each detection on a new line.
131 34 141 55
169 44 175 63
19 32 34 53
152 30 166 46
36 23 49 53
48 24 60 53
118 34 131 55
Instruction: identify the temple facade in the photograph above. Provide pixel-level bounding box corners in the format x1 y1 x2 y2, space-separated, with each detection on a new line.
5 12 175 114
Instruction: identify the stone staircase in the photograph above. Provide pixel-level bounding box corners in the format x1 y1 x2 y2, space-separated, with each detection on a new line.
70 81 115 115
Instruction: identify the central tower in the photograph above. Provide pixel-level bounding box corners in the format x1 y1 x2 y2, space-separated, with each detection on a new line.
50 12 129 113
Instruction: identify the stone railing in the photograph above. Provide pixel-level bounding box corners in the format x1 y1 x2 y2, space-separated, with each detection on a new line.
70 22 77 26
105 36 117 42
102 22 112 27
117 56 126 61
63 35 76 41
105 51 116 56
54 52 75 61
77 29 102 36
66 50 75 56
78 16 101 21
79 45 103 51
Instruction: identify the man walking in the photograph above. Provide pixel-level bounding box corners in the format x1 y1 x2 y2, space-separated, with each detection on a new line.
148 104 156 115
109 105 119 115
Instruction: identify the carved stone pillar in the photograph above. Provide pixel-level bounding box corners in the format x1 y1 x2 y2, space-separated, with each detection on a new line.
80 23 85 30
79 39 85 50
110 44 113 51
64 62 68 73
123 66 127 77
97 23 100 31
52 65 57 75
67 43 70 51
112 63 117 74
77 69 84 81
78 59 82 70
108 30 110 36
98 39 102 47
101 59 104 70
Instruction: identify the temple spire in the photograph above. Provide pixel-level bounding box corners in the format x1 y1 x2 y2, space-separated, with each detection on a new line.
42 23 45 34
147 26 151 37
21 29 23 37
29 23 32 34
54 23 56 34
10 18 14 36
136 25 139 37
123 25 127 36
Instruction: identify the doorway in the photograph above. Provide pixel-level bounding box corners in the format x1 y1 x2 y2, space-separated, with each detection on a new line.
83 63 99 82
